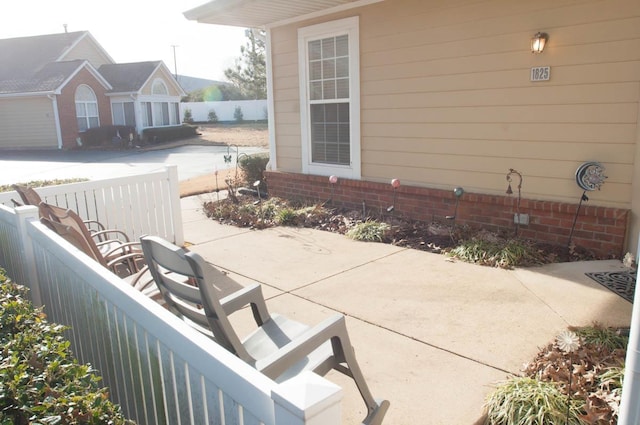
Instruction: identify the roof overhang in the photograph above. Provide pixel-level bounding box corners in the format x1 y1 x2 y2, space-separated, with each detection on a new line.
184 0 384 28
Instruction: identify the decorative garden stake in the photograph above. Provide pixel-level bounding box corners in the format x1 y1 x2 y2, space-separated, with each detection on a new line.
445 187 464 224
556 330 580 425
387 179 400 213
568 162 607 248
328 175 338 205
505 169 523 236
214 168 219 202
253 180 263 219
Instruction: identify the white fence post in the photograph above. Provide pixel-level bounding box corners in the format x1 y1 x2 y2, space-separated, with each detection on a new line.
166 165 184 246
272 372 343 425
618 234 640 424
13 205 42 306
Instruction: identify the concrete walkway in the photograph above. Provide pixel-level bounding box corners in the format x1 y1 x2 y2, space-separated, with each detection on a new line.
181 194 633 425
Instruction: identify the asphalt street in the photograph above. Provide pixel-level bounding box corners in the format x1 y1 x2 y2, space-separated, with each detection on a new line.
0 145 267 185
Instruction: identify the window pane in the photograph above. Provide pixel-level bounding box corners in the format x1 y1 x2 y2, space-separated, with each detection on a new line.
75 103 86 117
162 103 170 125
124 102 135 126
113 103 124 125
336 78 349 98
312 143 326 162
310 61 322 80
312 123 325 142
336 57 349 78
321 38 335 58
322 59 335 79
339 123 350 143
323 80 336 99
336 35 348 56
77 118 87 132
337 103 350 121
86 103 98 116
310 104 324 122
325 103 337 122
88 117 99 129
310 81 322 100
309 40 322 60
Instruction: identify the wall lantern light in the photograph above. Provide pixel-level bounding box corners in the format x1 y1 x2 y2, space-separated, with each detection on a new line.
531 32 548 53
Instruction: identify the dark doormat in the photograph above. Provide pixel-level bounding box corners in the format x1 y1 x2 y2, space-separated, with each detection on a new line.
585 270 636 303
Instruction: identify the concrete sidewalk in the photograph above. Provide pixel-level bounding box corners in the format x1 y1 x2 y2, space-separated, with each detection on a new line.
181 194 633 425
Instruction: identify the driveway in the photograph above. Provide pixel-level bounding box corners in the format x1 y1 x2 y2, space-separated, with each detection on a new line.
0 145 267 186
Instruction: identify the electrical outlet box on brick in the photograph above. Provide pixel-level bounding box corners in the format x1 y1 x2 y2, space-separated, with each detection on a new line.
514 213 529 225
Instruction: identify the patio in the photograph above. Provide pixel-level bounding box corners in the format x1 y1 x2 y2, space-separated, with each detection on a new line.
0 174 634 424
180 194 633 424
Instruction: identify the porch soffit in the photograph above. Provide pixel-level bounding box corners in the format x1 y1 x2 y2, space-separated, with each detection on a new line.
184 0 381 28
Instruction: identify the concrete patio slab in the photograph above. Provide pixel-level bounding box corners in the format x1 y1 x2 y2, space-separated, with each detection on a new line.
180 195 635 425
188 223 404 292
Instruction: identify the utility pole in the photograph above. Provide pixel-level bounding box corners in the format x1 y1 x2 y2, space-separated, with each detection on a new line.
171 45 179 81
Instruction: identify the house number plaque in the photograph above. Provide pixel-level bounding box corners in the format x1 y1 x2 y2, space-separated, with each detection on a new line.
530 66 550 82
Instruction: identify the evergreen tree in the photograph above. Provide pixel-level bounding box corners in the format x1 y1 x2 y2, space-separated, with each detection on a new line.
224 28 267 99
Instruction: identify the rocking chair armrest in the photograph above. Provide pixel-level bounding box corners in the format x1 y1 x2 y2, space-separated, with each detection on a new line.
220 283 270 325
257 314 347 380
103 241 142 257
92 228 131 242
106 251 146 273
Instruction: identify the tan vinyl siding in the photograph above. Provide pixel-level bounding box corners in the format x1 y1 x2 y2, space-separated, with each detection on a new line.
271 0 640 209
64 36 113 67
0 97 58 149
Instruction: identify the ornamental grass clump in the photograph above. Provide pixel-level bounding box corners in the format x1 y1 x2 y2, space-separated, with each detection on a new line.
0 270 134 424
483 377 585 425
346 220 390 242
447 238 546 269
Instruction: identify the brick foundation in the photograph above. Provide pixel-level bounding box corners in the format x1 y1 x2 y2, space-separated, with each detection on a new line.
264 171 629 258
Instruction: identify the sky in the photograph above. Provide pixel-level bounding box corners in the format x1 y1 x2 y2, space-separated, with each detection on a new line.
0 0 249 81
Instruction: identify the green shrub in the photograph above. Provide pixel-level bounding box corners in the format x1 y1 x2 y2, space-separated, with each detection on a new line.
183 108 194 124
79 125 135 148
208 110 219 123
484 377 584 425
238 154 269 193
0 271 134 424
142 124 198 144
276 208 298 225
233 106 244 123
346 220 390 242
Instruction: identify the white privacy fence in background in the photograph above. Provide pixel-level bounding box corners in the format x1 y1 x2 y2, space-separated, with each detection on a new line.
0 165 184 247
0 198 343 425
181 100 268 122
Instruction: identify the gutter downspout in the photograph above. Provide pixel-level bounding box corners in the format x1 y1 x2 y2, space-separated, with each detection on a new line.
265 28 277 171
47 94 63 149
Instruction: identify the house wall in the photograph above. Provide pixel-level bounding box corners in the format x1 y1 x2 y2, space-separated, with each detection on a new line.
140 67 184 97
0 97 58 149
57 68 112 149
63 35 114 68
268 0 640 257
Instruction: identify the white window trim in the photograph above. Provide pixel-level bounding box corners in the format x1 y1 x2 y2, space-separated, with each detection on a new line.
298 16 361 180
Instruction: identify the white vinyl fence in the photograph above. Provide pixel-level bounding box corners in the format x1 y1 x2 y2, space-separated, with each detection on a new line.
0 165 184 247
0 178 343 425
181 100 268 122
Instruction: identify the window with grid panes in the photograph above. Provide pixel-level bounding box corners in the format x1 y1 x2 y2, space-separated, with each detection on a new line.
298 17 360 179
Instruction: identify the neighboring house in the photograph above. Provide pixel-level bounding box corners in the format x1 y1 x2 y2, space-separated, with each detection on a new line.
0 31 185 150
185 0 640 258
